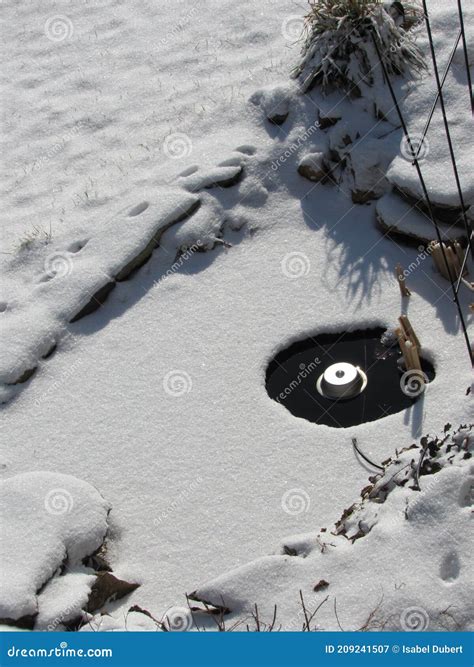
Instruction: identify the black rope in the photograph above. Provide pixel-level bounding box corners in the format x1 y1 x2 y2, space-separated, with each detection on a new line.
422 0 473 256
371 34 474 366
457 0 474 116
416 29 461 159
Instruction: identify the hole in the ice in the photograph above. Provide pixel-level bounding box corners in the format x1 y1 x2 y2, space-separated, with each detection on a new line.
265 328 435 428
0 302 7 313
128 202 149 217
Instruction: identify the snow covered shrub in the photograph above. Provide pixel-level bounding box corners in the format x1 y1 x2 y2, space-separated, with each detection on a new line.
292 0 426 93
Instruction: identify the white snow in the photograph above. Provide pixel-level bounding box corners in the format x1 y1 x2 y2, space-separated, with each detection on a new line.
0 472 109 622
0 0 472 634
192 430 474 631
386 5 474 208
0 190 199 391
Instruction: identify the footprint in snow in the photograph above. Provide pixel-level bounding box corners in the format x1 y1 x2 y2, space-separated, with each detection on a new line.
127 201 149 217
439 551 461 582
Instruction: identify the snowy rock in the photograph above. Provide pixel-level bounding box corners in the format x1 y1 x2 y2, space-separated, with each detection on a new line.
317 113 341 130
250 84 293 126
297 152 329 183
376 191 466 245
349 139 391 203
36 571 97 631
0 472 109 626
384 5 474 220
85 572 140 613
0 190 200 392
328 121 353 157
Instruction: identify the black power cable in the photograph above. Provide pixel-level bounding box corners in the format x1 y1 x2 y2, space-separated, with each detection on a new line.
371 35 474 366
422 0 473 256
457 0 474 116
415 29 461 159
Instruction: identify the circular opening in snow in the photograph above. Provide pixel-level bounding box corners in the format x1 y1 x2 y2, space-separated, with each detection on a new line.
266 328 435 428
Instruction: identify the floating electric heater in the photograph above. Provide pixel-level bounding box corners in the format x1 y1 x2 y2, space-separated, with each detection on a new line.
316 362 367 400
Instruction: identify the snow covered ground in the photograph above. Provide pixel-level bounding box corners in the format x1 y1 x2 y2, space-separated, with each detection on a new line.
0 0 472 633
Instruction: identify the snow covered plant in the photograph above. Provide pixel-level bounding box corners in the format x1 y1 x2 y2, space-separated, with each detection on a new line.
292 0 426 93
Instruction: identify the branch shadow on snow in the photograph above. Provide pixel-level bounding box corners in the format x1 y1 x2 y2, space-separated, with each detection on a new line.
294 176 470 339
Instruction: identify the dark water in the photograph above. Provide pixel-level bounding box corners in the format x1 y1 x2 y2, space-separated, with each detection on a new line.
266 328 435 428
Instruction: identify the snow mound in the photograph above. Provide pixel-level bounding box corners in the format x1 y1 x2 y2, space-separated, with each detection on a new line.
190 427 474 631
385 6 474 211
0 472 109 624
36 571 97 631
0 189 200 395
179 164 244 192
249 84 294 124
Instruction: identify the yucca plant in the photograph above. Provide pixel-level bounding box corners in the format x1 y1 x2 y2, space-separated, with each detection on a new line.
292 0 426 93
